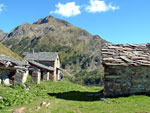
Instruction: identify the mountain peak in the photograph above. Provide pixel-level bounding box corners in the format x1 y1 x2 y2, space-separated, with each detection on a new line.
33 16 71 27
33 16 54 24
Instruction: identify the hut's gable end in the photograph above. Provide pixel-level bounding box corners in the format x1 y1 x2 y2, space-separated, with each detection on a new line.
102 43 150 97
104 65 150 97
54 55 60 81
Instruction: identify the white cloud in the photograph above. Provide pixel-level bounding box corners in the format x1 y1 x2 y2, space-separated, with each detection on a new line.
86 0 119 13
0 4 6 14
50 2 81 17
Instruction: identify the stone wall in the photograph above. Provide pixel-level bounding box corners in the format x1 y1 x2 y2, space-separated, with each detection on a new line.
32 71 41 84
14 70 28 85
49 71 54 80
14 70 24 85
22 70 29 84
54 55 60 81
43 71 49 81
103 65 150 97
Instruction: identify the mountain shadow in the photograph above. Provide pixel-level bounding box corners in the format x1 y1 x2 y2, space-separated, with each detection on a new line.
48 90 104 101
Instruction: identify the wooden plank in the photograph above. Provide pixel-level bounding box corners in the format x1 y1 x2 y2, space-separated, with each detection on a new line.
104 63 128 66
120 56 132 63
122 48 133 51
131 57 147 60
102 52 115 55
108 46 123 49
105 75 120 79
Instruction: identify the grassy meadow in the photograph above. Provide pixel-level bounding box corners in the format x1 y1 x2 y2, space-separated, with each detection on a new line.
0 76 150 113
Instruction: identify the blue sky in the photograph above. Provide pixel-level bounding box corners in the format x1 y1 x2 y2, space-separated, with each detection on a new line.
0 0 150 44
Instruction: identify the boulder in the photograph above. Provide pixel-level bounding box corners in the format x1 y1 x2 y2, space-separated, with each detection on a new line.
12 107 25 113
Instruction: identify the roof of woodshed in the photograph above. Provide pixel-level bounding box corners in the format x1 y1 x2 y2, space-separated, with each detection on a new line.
0 55 28 66
102 43 150 66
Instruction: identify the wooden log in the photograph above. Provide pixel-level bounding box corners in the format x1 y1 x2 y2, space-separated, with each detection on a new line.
105 75 120 79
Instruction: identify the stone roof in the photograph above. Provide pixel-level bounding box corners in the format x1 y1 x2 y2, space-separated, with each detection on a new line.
29 61 54 71
102 43 150 66
0 55 28 67
24 52 58 61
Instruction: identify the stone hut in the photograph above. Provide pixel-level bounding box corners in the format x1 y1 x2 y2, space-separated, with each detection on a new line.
29 61 54 81
0 55 29 85
24 52 60 81
102 43 150 97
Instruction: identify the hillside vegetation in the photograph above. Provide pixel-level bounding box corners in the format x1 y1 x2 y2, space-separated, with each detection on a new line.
0 43 22 60
1 16 106 85
0 77 150 113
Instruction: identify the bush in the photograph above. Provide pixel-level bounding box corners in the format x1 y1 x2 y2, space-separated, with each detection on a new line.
0 85 36 109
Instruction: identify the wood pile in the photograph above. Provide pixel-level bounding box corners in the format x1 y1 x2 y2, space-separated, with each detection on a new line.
102 43 150 66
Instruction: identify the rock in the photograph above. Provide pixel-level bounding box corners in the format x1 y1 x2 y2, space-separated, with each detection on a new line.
100 98 107 101
46 102 51 107
23 84 30 90
40 101 51 107
0 96 2 99
12 107 25 113
40 101 47 107
35 107 41 111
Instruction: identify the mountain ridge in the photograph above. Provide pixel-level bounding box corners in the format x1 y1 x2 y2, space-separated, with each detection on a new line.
1 16 106 85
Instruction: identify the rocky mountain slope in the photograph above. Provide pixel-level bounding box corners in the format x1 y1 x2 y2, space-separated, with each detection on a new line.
1 16 106 83
0 30 7 41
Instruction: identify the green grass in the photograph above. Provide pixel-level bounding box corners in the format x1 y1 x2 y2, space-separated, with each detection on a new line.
0 43 22 60
0 78 150 113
